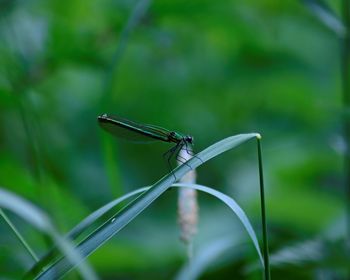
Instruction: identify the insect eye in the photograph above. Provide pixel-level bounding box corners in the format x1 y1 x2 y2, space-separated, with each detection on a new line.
186 136 193 143
170 132 176 136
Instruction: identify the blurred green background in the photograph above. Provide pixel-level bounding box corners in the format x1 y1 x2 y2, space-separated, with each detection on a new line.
0 0 347 279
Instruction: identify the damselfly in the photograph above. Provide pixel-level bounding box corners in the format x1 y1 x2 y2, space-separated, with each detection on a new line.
97 114 195 170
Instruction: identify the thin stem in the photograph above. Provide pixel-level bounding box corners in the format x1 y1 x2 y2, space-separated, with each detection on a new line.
100 0 151 197
341 0 350 269
256 136 270 280
102 0 151 107
0 208 39 262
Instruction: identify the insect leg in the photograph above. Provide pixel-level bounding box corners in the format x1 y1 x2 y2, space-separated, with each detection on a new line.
183 141 203 163
176 152 193 170
163 143 181 180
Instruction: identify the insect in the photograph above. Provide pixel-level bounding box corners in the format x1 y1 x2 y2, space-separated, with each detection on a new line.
97 114 195 172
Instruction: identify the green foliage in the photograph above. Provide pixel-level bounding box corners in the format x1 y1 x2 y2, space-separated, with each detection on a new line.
0 0 348 279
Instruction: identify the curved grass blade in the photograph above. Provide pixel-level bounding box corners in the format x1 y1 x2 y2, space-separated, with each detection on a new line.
67 187 149 240
27 187 149 277
34 133 259 279
32 180 263 275
0 188 97 280
269 239 324 267
0 208 39 262
303 0 345 37
174 183 263 266
175 237 237 280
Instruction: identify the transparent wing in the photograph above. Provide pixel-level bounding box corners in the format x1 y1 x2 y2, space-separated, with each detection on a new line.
98 114 171 143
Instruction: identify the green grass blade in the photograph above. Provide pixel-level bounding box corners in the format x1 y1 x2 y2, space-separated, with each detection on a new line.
0 208 39 262
0 188 52 231
67 187 150 240
257 137 270 280
269 239 324 267
174 183 263 266
303 0 345 36
32 180 263 275
0 188 98 280
27 187 150 276
34 133 259 279
175 237 236 280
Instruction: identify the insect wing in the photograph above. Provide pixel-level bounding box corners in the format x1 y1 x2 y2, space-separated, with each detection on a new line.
98 114 169 143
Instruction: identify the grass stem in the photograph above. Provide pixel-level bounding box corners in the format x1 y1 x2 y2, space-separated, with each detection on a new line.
257 136 270 280
341 0 350 272
0 208 39 262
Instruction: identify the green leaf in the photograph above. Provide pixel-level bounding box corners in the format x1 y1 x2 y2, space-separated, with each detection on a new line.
32 182 264 276
0 188 98 280
303 0 345 37
175 237 237 280
34 133 259 279
174 183 263 266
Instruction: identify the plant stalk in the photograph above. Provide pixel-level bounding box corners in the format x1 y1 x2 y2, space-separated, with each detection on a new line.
0 208 39 262
257 136 270 280
342 1 350 272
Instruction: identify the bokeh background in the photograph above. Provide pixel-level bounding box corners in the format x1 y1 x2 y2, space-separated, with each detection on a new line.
0 0 348 279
